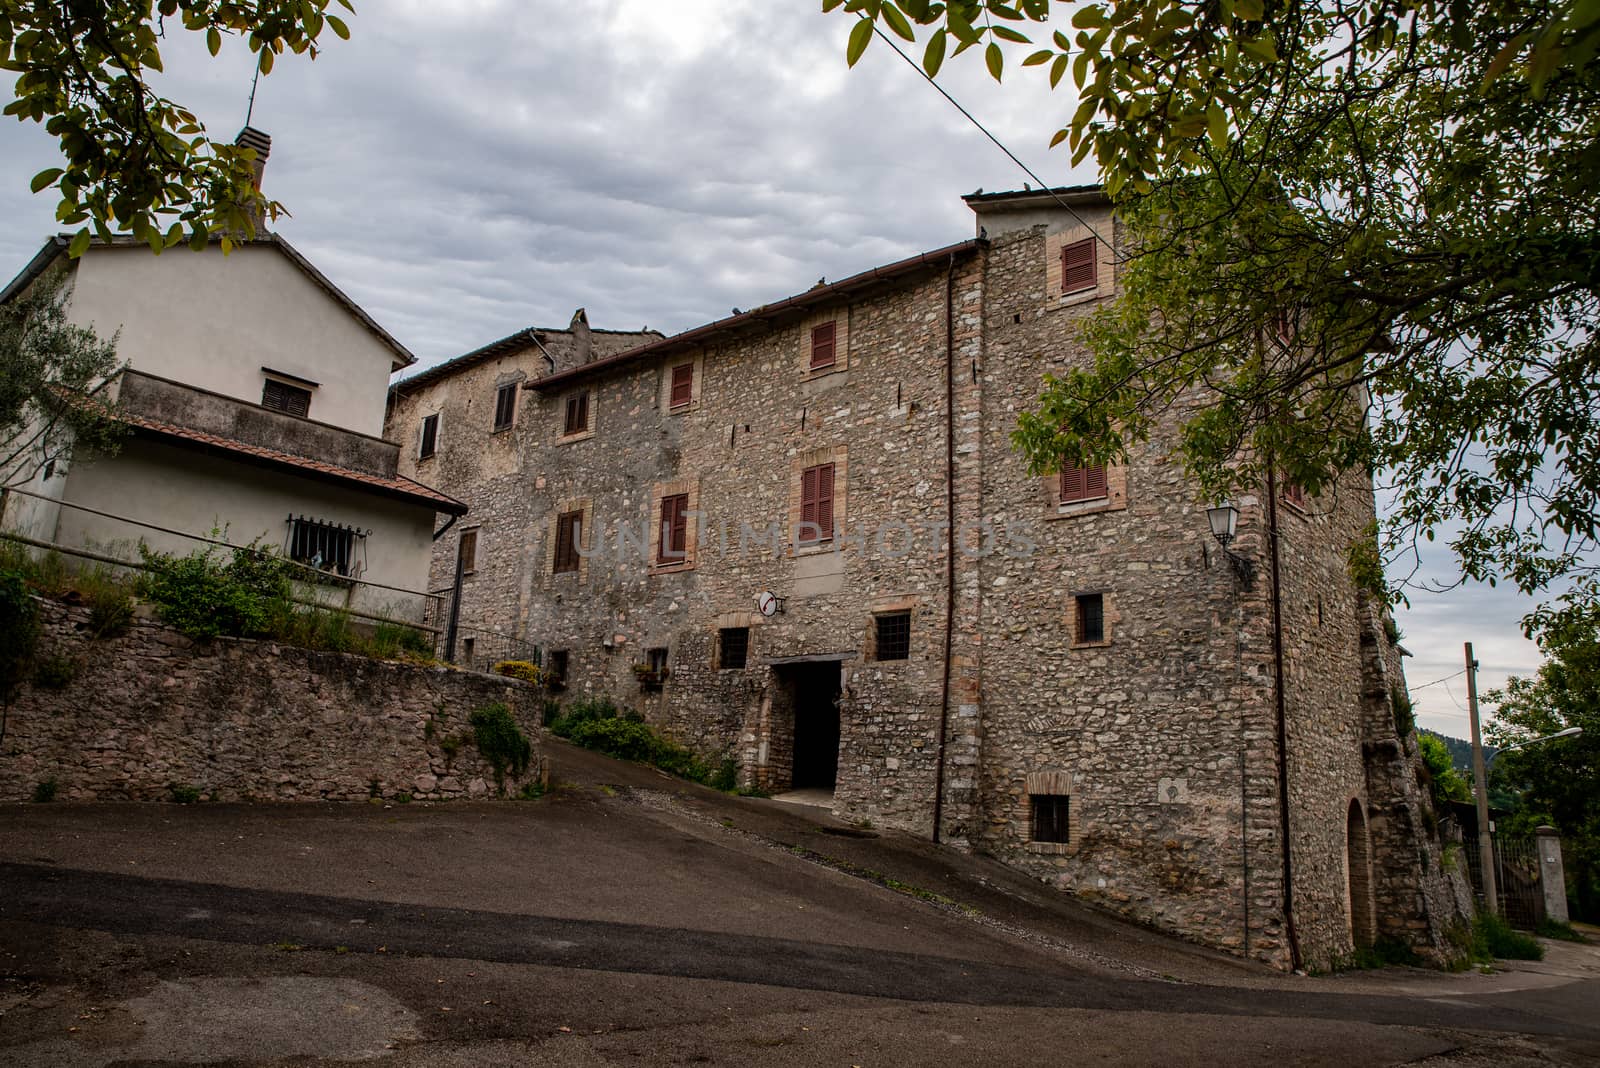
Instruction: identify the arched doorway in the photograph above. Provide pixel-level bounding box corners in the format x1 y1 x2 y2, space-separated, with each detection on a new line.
1347 798 1376 949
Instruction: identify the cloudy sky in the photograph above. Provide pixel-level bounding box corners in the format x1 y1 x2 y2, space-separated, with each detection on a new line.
0 1 1544 734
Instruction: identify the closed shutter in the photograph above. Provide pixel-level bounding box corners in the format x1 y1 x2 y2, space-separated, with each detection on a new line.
1059 463 1108 504
564 393 589 435
1061 238 1097 294
670 363 694 408
554 511 581 573
800 463 835 542
659 494 688 562
810 322 836 370
262 379 311 417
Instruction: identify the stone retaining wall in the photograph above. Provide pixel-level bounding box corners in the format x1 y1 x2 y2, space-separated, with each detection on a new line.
1 599 542 803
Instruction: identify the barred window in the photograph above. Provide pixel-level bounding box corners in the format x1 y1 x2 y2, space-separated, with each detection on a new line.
873 611 910 661
1075 593 1105 644
1031 794 1070 844
719 627 749 670
286 515 363 577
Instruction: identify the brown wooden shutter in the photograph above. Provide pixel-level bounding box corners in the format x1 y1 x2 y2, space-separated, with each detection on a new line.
1059 463 1108 503
814 463 834 538
810 322 837 370
800 465 819 532
659 494 688 562
262 379 311 418
1061 238 1097 294
554 511 581 573
669 363 694 408
565 392 589 435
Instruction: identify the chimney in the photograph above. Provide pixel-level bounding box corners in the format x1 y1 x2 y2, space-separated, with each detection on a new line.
234 126 272 235
569 307 593 364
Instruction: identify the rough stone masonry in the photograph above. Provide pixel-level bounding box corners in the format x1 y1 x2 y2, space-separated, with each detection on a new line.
386 186 1467 970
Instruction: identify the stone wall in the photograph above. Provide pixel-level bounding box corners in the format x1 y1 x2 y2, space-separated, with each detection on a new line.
0 600 542 803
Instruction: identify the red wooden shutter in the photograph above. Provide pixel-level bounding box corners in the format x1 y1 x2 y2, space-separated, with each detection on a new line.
554 511 581 573
670 363 694 408
1084 464 1108 498
1061 238 1097 294
810 322 837 370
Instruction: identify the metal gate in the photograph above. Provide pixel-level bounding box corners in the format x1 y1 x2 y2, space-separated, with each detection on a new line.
1462 832 1547 928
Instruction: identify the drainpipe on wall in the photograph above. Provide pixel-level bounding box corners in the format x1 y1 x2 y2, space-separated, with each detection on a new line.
1266 462 1304 971
931 255 958 844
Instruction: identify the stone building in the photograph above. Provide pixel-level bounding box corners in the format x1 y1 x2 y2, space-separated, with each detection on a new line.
386 186 1464 969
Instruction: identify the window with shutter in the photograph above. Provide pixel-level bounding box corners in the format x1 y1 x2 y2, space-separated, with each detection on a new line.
457 529 478 574
1059 463 1109 504
564 392 589 436
669 363 694 409
810 321 837 370
493 383 518 431
659 493 689 562
262 378 312 417
1283 479 1309 508
553 511 582 573
1060 237 1097 295
418 413 439 459
799 462 835 543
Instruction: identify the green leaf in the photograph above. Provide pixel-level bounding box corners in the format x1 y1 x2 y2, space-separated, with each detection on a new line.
1072 5 1105 29
326 14 349 40
207 27 221 56
846 17 874 66
1206 104 1228 151
880 1 915 41
29 167 63 193
985 41 1003 81
67 229 92 259
922 30 946 76
1022 48 1052 66
991 25 1030 43
1049 126 1069 148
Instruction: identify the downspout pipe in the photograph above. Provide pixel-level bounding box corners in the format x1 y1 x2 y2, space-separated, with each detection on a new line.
932 254 957 844
1266 463 1303 971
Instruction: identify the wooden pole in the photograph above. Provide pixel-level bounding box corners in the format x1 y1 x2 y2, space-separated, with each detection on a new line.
1466 641 1497 915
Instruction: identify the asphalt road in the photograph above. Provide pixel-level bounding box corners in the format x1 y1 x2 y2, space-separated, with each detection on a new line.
1 739 1597 1066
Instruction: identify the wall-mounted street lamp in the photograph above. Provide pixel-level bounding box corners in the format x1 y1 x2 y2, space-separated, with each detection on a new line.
1207 501 1255 585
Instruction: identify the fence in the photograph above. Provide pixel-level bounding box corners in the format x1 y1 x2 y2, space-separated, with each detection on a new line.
1459 825 1549 929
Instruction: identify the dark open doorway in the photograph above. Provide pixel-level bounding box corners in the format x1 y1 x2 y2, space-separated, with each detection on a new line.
783 662 842 792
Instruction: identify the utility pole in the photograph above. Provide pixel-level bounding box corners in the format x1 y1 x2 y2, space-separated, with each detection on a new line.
1466 641 1497 915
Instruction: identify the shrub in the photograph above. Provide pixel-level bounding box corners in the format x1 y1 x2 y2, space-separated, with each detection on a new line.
0 567 41 697
31 653 76 689
542 698 562 726
393 791 414 805
372 620 433 659
468 702 533 793
551 699 737 789
516 780 546 801
1536 917 1586 943
169 783 201 804
139 542 291 640
82 569 134 638
1348 935 1423 969
32 779 58 803
1391 685 1415 738
494 660 544 685
1472 912 1544 961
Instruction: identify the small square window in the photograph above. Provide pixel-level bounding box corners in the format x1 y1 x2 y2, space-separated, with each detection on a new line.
262 378 311 417
1075 593 1105 644
719 627 749 670
419 413 439 459
493 383 518 432
1060 237 1097 295
1059 463 1108 505
1031 794 1070 844
564 392 590 436
553 511 583 574
873 611 910 661
810 321 837 371
669 363 694 409
1283 479 1308 509
457 529 478 574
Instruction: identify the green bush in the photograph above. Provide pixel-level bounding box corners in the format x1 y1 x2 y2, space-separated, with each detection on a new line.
372 620 433 659
1472 912 1545 960
1391 685 1415 738
1348 935 1423 969
551 699 735 789
0 567 41 697
139 542 291 640
169 783 201 804
82 569 134 638
31 653 76 689
1535 917 1586 943
469 702 533 793
32 779 57 803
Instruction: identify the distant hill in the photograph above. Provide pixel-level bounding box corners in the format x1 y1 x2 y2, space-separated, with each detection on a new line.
1420 728 1494 772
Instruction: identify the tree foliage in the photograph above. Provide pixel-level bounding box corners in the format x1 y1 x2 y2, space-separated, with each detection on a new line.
1 1 354 254
0 268 124 488
1485 615 1600 920
1418 731 1470 808
831 0 1600 641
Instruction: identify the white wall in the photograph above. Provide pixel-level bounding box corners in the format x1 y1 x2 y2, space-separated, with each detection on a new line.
54 438 439 620
65 244 398 437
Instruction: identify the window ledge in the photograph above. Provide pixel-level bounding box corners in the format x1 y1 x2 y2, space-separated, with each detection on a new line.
1026 841 1072 855
1045 497 1123 521
1057 288 1103 308
557 429 595 445
801 364 845 382
792 540 837 557
651 560 696 575
1070 639 1112 650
